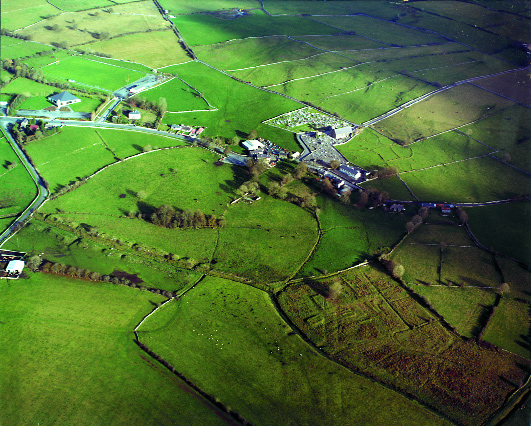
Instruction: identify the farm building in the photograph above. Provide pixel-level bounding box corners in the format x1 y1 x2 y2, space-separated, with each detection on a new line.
128 111 141 120
6 260 24 273
339 164 362 180
332 126 352 139
242 140 265 151
48 92 81 108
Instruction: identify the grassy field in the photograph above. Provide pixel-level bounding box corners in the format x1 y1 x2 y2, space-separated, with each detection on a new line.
278 265 530 426
138 275 452 426
398 156 531 203
18 2 170 46
18 49 74 68
25 127 187 191
0 77 57 98
1 0 60 30
194 35 321 70
299 197 408 276
0 35 54 60
374 83 516 144
5 218 201 292
160 61 300 147
466 203 531 265
291 34 387 51
89 30 190 68
135 77 211 112
42 55 147 91
18 92 103 112
0 272 233 426
0 134 37 217
171 10 337 46
413 285 497 338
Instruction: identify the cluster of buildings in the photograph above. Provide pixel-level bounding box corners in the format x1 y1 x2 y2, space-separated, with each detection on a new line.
242 138 290 166
0 250 25 280
266 107 352 131
170 124 205 136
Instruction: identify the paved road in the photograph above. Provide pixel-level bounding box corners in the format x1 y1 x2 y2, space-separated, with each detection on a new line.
16 109 91 120
0 118 48 246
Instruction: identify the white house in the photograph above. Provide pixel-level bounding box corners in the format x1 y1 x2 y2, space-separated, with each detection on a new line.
6 259 24 273
242 139 264 151
48 91 81 108
332 126 352 139
128 111 141 120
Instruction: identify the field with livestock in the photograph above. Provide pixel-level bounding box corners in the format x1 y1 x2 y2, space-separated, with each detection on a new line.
1 1 531 426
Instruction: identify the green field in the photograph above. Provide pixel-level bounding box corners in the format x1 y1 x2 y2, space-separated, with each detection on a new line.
42 55 147 91
138 275 452 426
0 35 54 60
0 273 233 426
171 10 337 46
135 77 211 112
17 92 103 112
374 84 516 144
467 203 531 265
0 134 37 218
413 285 497 338
89 30 190 68
25 127 187 191
1 0 60 30
0 77 57 98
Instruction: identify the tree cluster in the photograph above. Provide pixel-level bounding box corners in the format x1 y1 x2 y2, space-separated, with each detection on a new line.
11 119 62 144
379 254 405 280
375 166 398 179
149 205 224 229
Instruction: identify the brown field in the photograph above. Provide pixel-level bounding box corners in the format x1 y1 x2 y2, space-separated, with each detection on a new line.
89 30 189 67
18 2 169 47
373 83 516 145
472 68 531 107
278 265 530 426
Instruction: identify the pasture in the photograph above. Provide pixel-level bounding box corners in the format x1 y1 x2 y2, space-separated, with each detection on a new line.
0 273 232 426
374 83 516 144
466 203 531 265
138 275 451 426
18 2 170 47
0 35 54 60
278 265 530 426
299 197 409 276
460 105 531 174
19 49 74 68
89 30 190 68
0 77 57 98
313 15 447 46
398 156 531 202
1 0 59 30
291 34 386 52
195 36 321 70
412 285 497 338
5 218 201 292
160 61 300 147
171 11 337 46
0 134 37 216
135 77 211 112
472 68 531 107
215 195 318 283
42 55 146 91
156 0 257 14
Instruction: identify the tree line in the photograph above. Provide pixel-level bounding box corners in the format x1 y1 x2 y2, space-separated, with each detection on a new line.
148 205 225 229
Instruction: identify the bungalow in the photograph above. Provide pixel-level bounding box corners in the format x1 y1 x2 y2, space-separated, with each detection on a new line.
48 91 81 108
332 126 352 139
128 110 141 120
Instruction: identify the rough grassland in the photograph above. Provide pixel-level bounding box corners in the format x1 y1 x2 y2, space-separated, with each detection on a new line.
0 273 231 426
89 30 190 68
172 11 338 46
138 276 451 426
466 203 531 265
413 285 497 338
374 84 516 144
0 35 54 60
18 2 170 46
279 265 530 426
42 55 146 91
0 135 37 217
194 36 321 70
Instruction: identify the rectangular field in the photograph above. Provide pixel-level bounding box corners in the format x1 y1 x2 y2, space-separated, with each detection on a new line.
0 36 54 60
